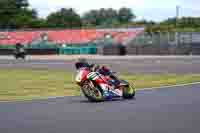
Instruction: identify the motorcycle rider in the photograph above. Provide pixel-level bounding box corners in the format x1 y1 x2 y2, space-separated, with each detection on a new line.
75 58 120 86
90 64 120 86
75 58 121 98
14 43 26 60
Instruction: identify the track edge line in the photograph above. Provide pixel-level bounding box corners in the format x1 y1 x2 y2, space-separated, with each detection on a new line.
138 81 200 91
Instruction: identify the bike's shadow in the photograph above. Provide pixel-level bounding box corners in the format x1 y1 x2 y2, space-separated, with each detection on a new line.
79 97 136 103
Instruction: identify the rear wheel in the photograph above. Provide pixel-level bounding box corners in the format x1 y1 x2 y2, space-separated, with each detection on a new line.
21 53 26 60
81 80 104 102
122 82 136 99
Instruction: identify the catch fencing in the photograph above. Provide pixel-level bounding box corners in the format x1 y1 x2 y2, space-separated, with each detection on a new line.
126 32 200 55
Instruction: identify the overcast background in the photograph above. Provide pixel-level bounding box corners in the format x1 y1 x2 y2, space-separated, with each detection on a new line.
29 0 200 21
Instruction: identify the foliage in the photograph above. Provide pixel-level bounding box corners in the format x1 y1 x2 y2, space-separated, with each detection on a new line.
0 0 37 28
147 17 200 32
0 0 200 30
47 8 82 28
82 7 135 27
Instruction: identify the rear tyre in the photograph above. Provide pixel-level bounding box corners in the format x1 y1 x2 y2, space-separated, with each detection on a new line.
81 80 104 102
21 54 26 60
122 82 136 99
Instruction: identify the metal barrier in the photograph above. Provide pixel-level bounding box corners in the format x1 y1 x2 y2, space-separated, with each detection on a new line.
0 49 14 55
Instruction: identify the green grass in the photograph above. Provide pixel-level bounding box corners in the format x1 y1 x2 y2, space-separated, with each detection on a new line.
0 69 200 101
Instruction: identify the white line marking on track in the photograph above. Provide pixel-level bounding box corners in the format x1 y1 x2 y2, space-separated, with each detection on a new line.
44 82 200 99
1 82 200 103
139 82 200 91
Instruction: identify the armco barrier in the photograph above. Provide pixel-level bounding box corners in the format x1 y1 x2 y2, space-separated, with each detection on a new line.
126 46 137 55
0 48 59 55
102 44 126 55
126 45 189 55
0 49 14 55
26 48 59 55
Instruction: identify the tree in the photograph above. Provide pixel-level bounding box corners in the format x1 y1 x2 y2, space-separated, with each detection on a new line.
47 8 82 28
15 0 29 9
82 8 120 27
118 7 135 23
82 10 100 26
0 0 38 29
30 19 49 28
159 17 200 31
100 8 119 26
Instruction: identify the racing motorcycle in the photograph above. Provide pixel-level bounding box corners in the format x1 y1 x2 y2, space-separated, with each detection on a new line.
75 65 135 102
14 43 26 60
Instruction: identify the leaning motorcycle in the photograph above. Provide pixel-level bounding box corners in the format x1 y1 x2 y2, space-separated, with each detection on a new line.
75 66 135 102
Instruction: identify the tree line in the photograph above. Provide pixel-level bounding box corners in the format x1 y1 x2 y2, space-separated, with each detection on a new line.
0 0 200 32
0 0 134 29
145 17 200 33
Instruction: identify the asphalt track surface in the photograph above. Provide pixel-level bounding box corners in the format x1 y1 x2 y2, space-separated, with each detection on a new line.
0 56 200 133
0 56 200 73
0 84 200 133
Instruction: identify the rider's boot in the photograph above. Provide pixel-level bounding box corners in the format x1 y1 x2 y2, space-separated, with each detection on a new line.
107 84 122 97
99 84 112 100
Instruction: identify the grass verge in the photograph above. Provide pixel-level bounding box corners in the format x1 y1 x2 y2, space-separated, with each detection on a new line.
0 69 200 101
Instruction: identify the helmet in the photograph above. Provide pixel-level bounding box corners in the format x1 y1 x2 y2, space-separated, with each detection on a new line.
16 43 22 49
75 58 90 69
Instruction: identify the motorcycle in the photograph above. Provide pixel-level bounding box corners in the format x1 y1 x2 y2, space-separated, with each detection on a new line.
13 44 26 60
14 48 26 60
75 65 135 102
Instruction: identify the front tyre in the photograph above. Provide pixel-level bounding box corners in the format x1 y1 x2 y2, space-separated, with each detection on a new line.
122 82 136 99
81 80 104 102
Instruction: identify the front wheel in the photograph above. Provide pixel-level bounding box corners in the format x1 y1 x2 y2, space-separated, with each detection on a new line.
122 82 136 99
81 80 104 102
